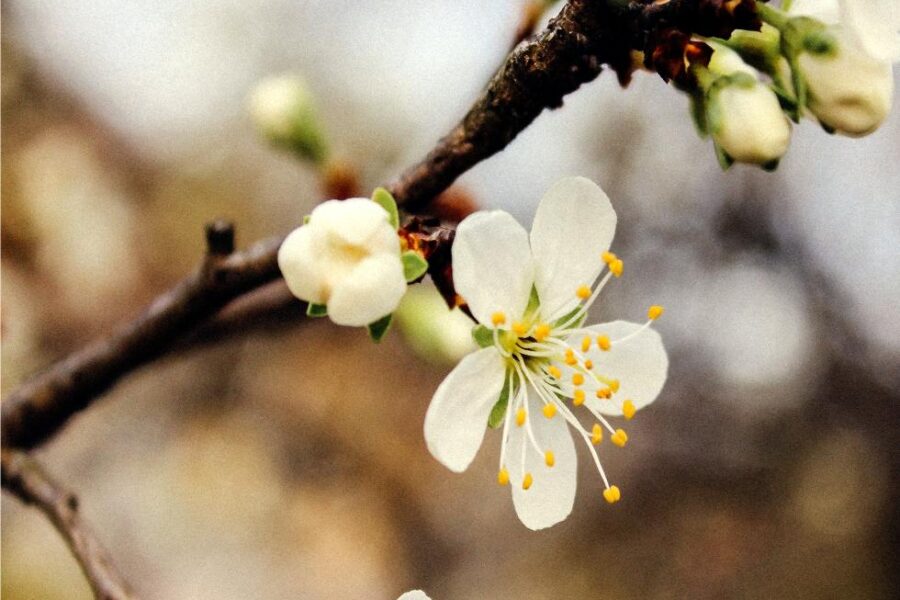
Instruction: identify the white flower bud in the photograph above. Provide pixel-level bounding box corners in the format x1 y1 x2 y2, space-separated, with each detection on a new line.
705 45 792 166
278 199 407 326
249 75 328 162
799 27 894 136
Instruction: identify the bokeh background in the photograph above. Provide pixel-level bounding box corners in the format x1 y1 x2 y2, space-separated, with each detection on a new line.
2 1 899 598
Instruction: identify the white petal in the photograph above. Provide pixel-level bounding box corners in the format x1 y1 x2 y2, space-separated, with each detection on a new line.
840 0 900 61
452 210 534 325
327 253 407 326
578 320 668 417
311 198 394 247
277 225 327 304
530 177 617 320
423 348 506 473
790 0 840 23
397 592 431 600
507 390 577 530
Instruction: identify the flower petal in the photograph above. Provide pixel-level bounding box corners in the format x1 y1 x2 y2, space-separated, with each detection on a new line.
311 198 395 248
530 177 617 320
397 592 431 600
840 0 900 61
507 389 577 530
277 225 327 304
424 348 507 473
327 253 407 326
790 0 840 23
452 210 534 325
577 320 668 417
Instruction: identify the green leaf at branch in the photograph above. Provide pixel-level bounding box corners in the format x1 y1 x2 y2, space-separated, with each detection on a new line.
367 314 393 343
402 251 429 282
372 187 400 229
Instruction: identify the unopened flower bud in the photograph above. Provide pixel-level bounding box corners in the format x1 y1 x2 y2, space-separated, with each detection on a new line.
278 199 406 326
798 26 894 136
703 45 792 167
249 74 328 162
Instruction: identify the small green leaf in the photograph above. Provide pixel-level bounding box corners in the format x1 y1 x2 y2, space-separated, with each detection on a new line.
472 325 494 348
402 251 429 282
367 314 393 343
372 187 399 229
302 214 311 224
714 143 734 171
306 303 328 317
488 374 514 429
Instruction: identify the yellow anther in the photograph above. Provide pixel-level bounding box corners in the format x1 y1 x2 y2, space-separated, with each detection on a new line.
591 423 603 445
597 335 611 351
610 259 624 278
547 365 562 379
564 354 578 366
581 336 591 352
596 387 612 399
611 428 628 447
522 473 534 490
497 468 510 486
512 321 528 336
576 285 591 300
573 389 586 406
545 450 556 467
491 312 507 326
572 373 585 386
534 323 551 342
603 485 622 504
648 305 664 320
622 400 636 420
602 251 617 265
516 408 526 427
542 403 557 419
584 359 593 370
609 379 620 393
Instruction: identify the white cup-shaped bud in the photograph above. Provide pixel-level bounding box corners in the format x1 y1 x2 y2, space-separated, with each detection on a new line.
249 75 328 162
278 199 407 326
799 26 894 136
710 82 793 165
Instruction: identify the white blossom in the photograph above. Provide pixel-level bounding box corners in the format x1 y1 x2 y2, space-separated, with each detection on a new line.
706 44 792 165
423 177 668 530
791 0 897 136
397 591 431 600
278 198 407 326
249 74 328 161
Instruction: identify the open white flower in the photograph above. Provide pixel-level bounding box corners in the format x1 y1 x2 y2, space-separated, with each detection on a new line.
790 0 897 135
397 591 431 600
278 198 407 326
423 177 668 530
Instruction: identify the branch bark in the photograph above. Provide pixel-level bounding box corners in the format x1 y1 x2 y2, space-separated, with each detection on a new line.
1 0 758 450
1 449 139 600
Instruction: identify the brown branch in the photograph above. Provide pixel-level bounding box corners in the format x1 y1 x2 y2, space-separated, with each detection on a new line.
1 0 759 451
1 449 139 600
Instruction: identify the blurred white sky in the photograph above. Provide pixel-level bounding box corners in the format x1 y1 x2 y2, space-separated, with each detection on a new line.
6 0 899 400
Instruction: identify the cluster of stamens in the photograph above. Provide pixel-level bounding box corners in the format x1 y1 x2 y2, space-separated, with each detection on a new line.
491 251 664 506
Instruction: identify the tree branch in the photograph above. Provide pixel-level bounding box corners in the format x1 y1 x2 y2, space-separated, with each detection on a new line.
1 0 758 451
1 449 139 600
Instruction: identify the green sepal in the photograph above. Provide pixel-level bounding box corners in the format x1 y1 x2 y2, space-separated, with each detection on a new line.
689 92 709 138
472 325 494 348
402 251 429 282
714 143 734 171
302 214 311 225
367 314 393 343
306 303 328 317
761 159 781 172
488 374 514 429
372 187 400 229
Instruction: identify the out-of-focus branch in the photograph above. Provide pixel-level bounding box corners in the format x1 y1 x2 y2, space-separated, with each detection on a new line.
1 0 760 452
1 449 139 600
1 222 283 450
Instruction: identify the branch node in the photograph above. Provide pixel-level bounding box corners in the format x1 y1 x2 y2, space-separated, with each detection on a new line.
205 219 235 256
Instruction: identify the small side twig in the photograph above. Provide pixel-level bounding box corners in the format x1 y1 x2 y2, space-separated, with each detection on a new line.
1 449 139 600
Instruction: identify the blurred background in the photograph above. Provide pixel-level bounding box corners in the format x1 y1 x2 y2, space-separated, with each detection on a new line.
2 1 898 598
